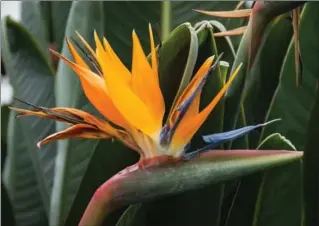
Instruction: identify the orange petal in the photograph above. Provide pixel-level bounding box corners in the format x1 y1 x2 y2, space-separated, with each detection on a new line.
169 56 215 126
66 38 90 69
37 124 109 147
131 30 165 125
171 63 243 153
194 9 252 18
102 37 131 86
104 68 160 136
51 50 128 128
10 107 58 121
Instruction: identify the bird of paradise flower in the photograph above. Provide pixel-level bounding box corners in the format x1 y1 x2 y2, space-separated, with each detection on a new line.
10 24 278 163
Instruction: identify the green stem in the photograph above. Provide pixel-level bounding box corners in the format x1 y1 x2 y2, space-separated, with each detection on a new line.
161 1 171 40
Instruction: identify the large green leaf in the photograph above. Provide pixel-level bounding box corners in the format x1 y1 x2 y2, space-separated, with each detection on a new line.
20 1 49 58
303 67 319 225
252 134 302 226
116 204 143 226
242 14 293 148
39 1 72 52
1 105 10 154
1 17 56 214
221 134 302 226
1 181 16 226
79 150 302 226
3 111 48 226
262 2 319 150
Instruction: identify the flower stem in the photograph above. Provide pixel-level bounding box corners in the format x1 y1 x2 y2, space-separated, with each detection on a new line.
161 1 171 40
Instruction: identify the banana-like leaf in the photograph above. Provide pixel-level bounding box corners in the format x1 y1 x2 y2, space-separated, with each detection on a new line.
261 2 319 150
115 204 143 226
1 105 10 152
303 75 319 226
20 1 49 58
1 17 56 216
80 150 303 226
39 1 72 53
242 14 293 148
224 133 302 226
3 112 48 226
252 134 302 226
1 181 16 226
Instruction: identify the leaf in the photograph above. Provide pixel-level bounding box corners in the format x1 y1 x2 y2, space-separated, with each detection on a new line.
39 1 72 52
3 111 48 226
303 61 319 225
1 181 16 226
252 134 302 226
1 105 10 155
242 14 293 148
261 2 319 151
20 1 49 58
1 16 56 215
80 149 303 226
159 23 198 115
222 134 302 226
116 204 143 226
